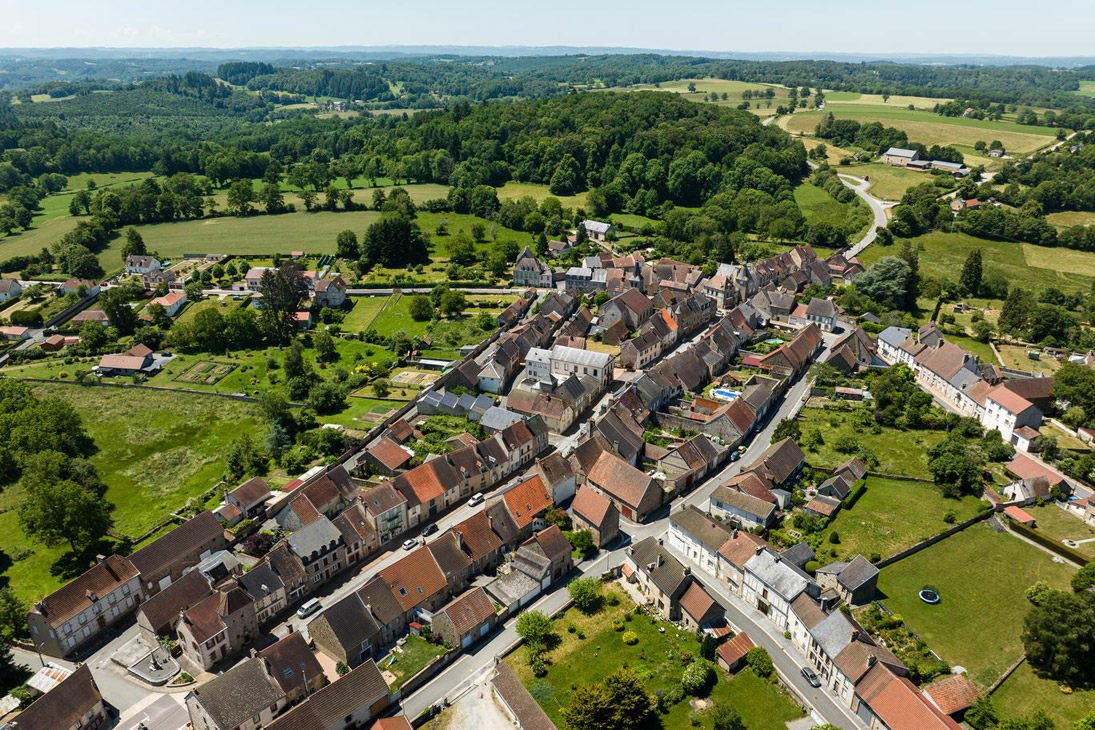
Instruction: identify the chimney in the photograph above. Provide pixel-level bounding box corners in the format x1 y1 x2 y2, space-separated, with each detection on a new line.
851 629 860 642
683 566 691 576
731 528 738 539
867 654 877 667
95 554 107 563
755 546 764 556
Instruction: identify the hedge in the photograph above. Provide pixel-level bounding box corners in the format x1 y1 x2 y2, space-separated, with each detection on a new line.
842 479 868 510
1007 517 1089 566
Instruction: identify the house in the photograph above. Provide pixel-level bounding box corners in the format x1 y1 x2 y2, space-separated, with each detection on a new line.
432 586 498 649
923 674 980 721
582 219 615 242
757 323 823 377
287 518 347 588
624 536 693 620
260 631 326 704
5 663 105 730
549 345 614 386
314 275 347 308
983 385 1043 443
512 525 574 588
533 452 576 504
709 486 777 529
308 590 386 669
60 278 100 296
598 289 652 331
136 570 213 639
223 478 272 522
742 548 818 631
804 298 839 332
236 562 287 625
716 529 770 594
815 555 879 605
378 545 450 618
185 656 287 730
1005 454 1066 493
28 554 142 658
678 581 723 631
333 502 381 567
264 659 391 730
1003 505 1037 526
95 343 159 376
129 510 228 596
0 326 29 341
499 475 554 539
876 326 913 365
39 334 72 352
880 147 920 166
177 586 260 671
804 495 842 520
142 268 177 289
363 438 412 476
745 438 806 487
150 290 188 317
294 311 314 330
358 483 408 543
585 450 662 522
1013 425 1041 453
854 662 962 730
0 278 22 303
125 255 162 275
492 662 557 730
570 486 620 548
668 505 735 577
512 246 553 288
717 631 756 673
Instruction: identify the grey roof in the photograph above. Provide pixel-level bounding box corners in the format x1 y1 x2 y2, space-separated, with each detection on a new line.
806 298 838 318
583 220 612 234
236 563 285 601
744 549 813 602
711 486 776 521
810 607 857 660
481 406 523 432
551 344 614 370
884 147 918 158
780 541 815 568
189 657 284 729
485 569 540 607
834 555 879 592
877 326 912 349
629 536 689 598
287 517 343 558
932 160 965 170
670 506 734 552
310 591 380 654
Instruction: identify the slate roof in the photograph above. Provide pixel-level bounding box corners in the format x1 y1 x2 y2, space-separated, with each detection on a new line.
261 631 324 695
138 569 212 633
628 536 689 598
188 657 284 730
236 562 285 603
780 541 815 568
288 517 343 559
9 663 101 730
427 532 472 578
492 661 556 730
743 549 812 602
437 587 495 637
747 437 805 485
128 510 224 579
265 660 389 730
671 505 734 551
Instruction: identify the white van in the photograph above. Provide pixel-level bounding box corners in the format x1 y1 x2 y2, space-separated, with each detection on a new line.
296 598 321 619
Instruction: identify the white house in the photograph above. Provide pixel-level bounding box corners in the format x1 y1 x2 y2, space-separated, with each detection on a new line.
125 255 161 275
0 278 22 303
982 385 1042 443
741 548 818 631
667 505 734 577
582 220 615 242
549 345 614 386
149 291 188 317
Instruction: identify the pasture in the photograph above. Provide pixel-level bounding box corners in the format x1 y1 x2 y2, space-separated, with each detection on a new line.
858 232 1095 294
494 181 589 209
877 523 1075 689
1046 210 1095 228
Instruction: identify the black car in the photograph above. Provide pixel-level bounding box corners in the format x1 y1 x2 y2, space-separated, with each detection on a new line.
422 523 439 536
801 666 822 688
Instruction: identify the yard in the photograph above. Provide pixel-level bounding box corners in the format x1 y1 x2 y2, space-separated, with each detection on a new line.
990 661 1095 728
1020 504 1095 561
819 476 986 561
366 292 497 350
508 589 804 730
340 295 390 332
321 397 406 430
797 405 950 479
858 232 1095 295
380 633 447 691
0 383 266 604
876 523 1076 689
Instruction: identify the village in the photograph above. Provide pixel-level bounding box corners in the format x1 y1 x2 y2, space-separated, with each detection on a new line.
5 216 1091 730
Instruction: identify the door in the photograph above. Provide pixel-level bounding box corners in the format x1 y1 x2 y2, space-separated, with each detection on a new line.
462 635 472 649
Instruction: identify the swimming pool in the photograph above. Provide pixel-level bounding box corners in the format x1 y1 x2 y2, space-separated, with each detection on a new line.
711 388 740 401
764 338 784 345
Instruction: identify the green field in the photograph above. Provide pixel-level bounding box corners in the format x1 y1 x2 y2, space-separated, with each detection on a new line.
797 406 950 479
859 232 1095 295
0 383 265 604
819 476 985 561
495 182 589 209
991 661 1095 727
876 523 1076 689
1019 504 1095 561
1047 210 1095 228
781 108 1057 155
852 163 948 201
600 77 791 116
509 591 804 730
794 182 850 227
366 292 496 347
340 295 390 331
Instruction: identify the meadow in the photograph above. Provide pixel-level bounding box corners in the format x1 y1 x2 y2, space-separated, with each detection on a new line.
876 523 1076 689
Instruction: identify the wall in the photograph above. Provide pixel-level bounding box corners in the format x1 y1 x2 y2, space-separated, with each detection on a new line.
875 507 997 569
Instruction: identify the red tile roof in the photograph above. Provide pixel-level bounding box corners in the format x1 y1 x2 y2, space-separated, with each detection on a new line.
1003 505 1037 524
587 451 656 510
378 547 447 612
437 587 495 636
1006 454 1063 486
923 674 979 716
679 582 717 622
857 663 961 730
368 437 411 471
571 486 614 528
987 385 1035 415
501 475 553 529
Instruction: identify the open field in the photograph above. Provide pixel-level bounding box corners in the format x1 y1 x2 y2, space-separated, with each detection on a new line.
1072 81 1095 98
340 295 390 331
876 523 1076 689
365 292 497 348
858 232 1095 294
508 589 804 730
0 383 265 604
821 92 955 109
794 182 850 228
851 163 947 201
819 477 985 561
495 182 589 209
1047 210 1095 228
797 406 950 479
992 660 1095 727
320 397 406 429
779 108 1057 155
600 78 790 112
0 215 81 261
996 343 1060 376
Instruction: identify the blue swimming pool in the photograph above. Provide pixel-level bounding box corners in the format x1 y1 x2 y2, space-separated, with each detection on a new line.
712 388 740 401
765 338 783 345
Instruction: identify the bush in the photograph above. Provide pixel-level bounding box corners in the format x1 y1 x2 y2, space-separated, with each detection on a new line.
622 631 639 645
943 510 957 524
613 618 625 632
532 659 548 677
828 531 841 544
681 659 716 696
604 590 620 607
804 560 820 576
745 647 773 678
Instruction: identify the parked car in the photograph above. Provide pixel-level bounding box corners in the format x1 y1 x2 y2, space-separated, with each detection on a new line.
422 523 438 536
801 666 822 688
468 493 485 507
402 538 419 551
297 598 321 619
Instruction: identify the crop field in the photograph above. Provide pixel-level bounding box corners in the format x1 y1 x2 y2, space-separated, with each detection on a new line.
174 360 237 385
858 232 1095 294
1046 210 1095 227
780 108 1056 155
821 92 955 109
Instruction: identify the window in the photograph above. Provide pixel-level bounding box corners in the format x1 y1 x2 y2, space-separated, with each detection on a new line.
108 592 117 605
78 613 87 625
283 668 294 678
63 623 71 635
122 584 130 595
399 588 407 596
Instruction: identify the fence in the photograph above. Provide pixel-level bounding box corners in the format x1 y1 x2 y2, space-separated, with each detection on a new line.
987 654 1027 696
44 290 100 329
394 647 462 700
1006 516 1089 567
875 507 998 569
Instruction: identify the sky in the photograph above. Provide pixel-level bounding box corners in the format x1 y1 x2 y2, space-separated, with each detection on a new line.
1 0 1092 58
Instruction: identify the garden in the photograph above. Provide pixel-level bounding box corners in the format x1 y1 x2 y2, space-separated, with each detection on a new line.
508 582 804 730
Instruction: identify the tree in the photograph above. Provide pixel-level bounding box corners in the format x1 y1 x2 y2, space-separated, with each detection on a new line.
515 610 556 653
999 286 1035 334
227 179 256 215
306 381 345 414
0 586 27 639
361 214 429 268
549 154 584 196
408 295 434 321
98 288 139 335
1053 363 1095 420
439 289 467 317
1064 406 1088 430
224 433 267 481
965 696 997 730
959 249 983 296
1074 713 1095 730
18 479 112 555
568 577 603 614
680 659 715 696
314 330 338 362
335 229 359 259
745 647 773 678
372 379 391 398
562 667 653 730
1072 561 1095 593
259 182 285 214
927 437 985 496
120 227 147 259
566 529 596 558
1022 589 1095 687
710 706 746 730
258 265 309 343
854 256 913 310
773 418 801 442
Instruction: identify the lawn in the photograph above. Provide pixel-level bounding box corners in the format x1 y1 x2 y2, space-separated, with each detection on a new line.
851 163 948 201
366 292 496 349
859 232 1095 295
797 406 950 479
495 182 589 209
876 523 1076 689
819 476 985 561
991 661 1095 728
321 397 406 429
780 108 1057 155
340 295 390 332
509 590 804 730
0 383 266 604
381 633 447 691
1020 504 1095 561
794 182 850 228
